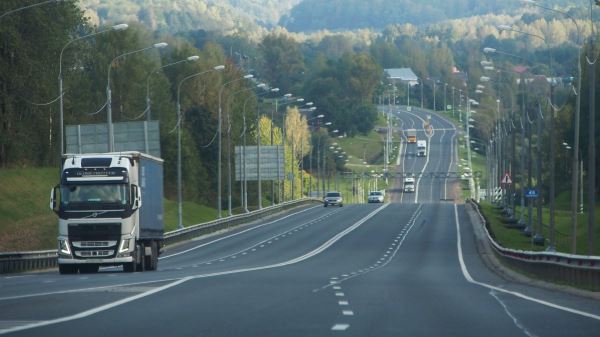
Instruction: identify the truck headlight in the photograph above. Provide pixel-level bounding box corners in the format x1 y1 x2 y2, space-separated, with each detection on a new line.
58 239 71 256
119 239 131 253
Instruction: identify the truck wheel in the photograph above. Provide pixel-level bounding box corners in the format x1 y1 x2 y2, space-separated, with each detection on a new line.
145 242 158 271
136 244 145 272
123 262 136 273
58 264 78 274
79 264 99 273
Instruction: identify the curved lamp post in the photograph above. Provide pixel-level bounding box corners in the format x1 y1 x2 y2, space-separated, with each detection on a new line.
218 74 254 217
145 55 200 121
106 42 168 152
58 23 128 155
175 64 225 229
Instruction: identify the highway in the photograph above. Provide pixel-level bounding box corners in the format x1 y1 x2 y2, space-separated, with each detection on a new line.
1 108 598 336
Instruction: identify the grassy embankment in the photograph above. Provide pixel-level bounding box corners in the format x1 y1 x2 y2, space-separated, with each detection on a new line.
334 113 391 202
0 167 217 251
435 108 600 255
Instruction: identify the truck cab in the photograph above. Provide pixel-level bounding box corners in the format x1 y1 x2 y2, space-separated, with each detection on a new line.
406 129 417 143
50 152 163 274
403 177 415 193
417 140 427 157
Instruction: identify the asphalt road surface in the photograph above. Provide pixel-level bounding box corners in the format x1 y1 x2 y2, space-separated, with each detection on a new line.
1 108 598 336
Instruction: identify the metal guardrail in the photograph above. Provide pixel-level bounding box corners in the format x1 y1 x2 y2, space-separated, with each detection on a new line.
468 199 600 290
0 198 321 274
0 250 58 274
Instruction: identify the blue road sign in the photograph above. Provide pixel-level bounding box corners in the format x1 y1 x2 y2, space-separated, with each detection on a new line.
525 189 539 198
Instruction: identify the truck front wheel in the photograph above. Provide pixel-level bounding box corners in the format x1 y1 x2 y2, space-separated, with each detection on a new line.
144 241 158 271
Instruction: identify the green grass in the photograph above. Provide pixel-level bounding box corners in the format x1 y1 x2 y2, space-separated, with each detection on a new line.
480 201 600 255
336 113 390 173
0 167 219 251
163 200 219 232
0 167 59 251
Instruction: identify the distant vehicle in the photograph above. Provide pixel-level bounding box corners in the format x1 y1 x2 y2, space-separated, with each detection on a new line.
403 177 415 193
323 191 343 207
406 129 417 143
368 191 384 203
417 140 427 157
50 152 163 274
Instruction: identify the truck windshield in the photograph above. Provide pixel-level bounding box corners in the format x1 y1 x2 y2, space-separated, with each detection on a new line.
61 184 129 209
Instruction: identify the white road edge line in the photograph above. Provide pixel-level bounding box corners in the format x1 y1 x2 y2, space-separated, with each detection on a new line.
160 205 321 259
0 204 389 335
0 277 192 335
454 204 600 321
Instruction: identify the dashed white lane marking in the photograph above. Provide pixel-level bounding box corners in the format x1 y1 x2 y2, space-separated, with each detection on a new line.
335 292 345 297
342 310 354 316
331 324 350 331
490 290 539 337
0 204 390 335
333 286 341 290
338 301 349 306
453 204 600 321
161 205 321 259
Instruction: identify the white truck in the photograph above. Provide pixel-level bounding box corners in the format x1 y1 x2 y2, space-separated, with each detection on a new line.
417 140 427 157
403 177 415 193
50 152 164 274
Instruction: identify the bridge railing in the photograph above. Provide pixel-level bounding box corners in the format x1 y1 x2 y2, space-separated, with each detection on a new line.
468 199 600 291
0 198 321 274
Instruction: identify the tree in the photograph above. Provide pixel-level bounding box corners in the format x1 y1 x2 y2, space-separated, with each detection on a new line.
258 32 306 94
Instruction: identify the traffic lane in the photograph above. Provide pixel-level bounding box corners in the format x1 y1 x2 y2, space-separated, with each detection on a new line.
0 204 326 298
0 279 175 324
156 205 381 273
456 204 600 319
0 205 363 304
332 203 542 336
156 205 349 270
0 205 383 333
5 203 402 337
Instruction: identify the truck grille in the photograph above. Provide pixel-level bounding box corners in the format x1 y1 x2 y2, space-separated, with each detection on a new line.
72 241 117 248
68 223 120 241
69 223 121 259
75 250 114 258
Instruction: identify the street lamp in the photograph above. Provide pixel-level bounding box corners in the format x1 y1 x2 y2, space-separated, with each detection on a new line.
520 0 585 254
0 0 65 20
145 55 200 121
218 73 254 217
225 83 266 216
175 64 225 229
239 83 268 212
427 77 437 110
106 42 168 152
58 23 128 155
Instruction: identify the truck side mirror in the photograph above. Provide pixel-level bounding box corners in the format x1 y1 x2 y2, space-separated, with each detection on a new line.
49 185 60 214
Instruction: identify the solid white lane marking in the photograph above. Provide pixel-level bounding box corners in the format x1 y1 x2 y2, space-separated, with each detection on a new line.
342 310 354 316
453 204 600 321
0 277 192 335
161 205 321 259
331 324 350 331
0 204 390 335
